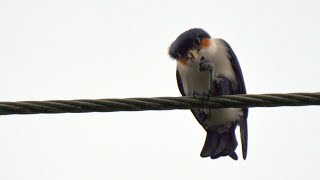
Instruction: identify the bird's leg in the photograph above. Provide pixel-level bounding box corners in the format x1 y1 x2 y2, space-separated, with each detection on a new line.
198 57 216 98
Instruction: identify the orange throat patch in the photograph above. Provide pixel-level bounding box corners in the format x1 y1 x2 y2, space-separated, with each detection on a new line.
200 38 211 48
177 58 188 66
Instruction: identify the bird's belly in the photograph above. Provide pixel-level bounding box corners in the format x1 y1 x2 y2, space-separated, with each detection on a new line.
180 69 241 127
208 108 242 127
183 70 210 96
177 61 241 128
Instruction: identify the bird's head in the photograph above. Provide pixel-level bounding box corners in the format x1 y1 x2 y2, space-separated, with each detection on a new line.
168 28 211 62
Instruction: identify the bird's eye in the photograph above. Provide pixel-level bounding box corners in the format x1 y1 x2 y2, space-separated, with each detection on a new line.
194 37 201 45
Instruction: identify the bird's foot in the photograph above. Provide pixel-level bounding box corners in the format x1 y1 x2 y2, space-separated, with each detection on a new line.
196 91 212 104
198 58 215 72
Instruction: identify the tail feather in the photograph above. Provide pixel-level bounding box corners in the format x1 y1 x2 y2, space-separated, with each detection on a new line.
200 132 219 157
239 111 248 160
200 123 238 160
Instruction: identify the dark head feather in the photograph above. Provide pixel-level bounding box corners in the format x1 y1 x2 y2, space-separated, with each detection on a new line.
168 28 211 59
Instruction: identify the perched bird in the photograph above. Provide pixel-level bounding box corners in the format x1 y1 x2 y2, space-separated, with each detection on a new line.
168 28 248 160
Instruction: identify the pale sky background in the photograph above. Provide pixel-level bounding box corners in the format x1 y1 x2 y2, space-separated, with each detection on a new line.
0 0 320 179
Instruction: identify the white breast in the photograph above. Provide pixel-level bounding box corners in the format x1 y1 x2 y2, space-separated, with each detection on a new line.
176 38 241 127
177 60 209 96
199 38 237 82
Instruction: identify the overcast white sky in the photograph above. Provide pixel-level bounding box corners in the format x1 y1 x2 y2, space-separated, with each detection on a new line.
1 0 320 179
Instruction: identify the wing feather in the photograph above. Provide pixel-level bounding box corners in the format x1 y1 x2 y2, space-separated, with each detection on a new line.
219 39 249 159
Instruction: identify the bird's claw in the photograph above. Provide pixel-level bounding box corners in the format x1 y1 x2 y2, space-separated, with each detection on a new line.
198 58 215 72
194 91 212 106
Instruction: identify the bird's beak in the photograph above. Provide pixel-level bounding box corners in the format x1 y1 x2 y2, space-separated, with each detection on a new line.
188 49 198 61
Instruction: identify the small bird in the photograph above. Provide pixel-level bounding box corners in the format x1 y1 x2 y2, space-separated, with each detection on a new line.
168 28 248 160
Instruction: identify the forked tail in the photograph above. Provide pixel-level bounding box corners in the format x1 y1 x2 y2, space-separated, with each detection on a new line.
200 123 238 160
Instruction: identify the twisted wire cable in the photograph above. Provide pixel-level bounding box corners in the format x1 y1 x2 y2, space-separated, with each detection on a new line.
0 92 319 115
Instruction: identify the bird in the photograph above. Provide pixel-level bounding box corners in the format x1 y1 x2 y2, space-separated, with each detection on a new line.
168 28 248 160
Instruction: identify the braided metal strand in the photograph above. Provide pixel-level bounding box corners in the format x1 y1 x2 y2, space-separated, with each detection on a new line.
0 92 319 115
